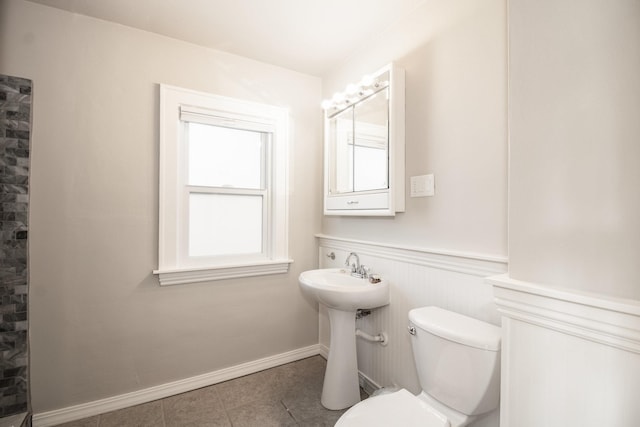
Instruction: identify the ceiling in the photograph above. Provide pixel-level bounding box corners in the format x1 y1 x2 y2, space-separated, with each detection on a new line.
25 0 426 76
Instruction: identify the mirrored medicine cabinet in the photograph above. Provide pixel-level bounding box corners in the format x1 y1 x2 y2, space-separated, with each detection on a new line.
323 63 405 216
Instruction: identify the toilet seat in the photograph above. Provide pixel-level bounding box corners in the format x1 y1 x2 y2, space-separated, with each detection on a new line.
335 389 451 427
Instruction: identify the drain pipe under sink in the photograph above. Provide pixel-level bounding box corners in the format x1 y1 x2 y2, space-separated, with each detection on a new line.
355 329 388 346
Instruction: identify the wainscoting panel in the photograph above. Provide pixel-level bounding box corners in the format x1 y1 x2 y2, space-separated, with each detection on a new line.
489 275 640 427
317 235 507 426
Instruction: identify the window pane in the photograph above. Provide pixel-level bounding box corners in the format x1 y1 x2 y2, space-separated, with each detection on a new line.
188 122 264 189
189 193 263 257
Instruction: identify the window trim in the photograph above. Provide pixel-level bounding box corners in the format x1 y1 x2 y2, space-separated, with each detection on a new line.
154 85 292 285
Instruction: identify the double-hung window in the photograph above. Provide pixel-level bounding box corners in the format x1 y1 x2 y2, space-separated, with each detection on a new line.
155 85 291 285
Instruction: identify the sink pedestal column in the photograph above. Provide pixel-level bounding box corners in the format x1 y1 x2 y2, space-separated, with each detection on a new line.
321 307 361 410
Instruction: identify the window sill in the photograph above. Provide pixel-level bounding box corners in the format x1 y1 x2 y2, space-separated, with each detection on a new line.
153 259 293 286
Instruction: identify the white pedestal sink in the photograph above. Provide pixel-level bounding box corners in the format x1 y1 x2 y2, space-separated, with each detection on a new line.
298 268 389 410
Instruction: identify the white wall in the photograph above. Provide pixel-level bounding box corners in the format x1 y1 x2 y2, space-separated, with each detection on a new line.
508 0 640 300
322 0 507 258
0 0 322 414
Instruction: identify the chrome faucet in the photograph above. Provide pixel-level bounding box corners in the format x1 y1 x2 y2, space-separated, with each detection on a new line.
345 252 368 278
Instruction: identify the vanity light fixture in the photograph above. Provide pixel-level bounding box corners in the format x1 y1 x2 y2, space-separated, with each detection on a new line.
321 72 390 115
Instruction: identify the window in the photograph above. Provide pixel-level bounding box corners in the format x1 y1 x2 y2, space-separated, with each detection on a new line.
154 85 291 285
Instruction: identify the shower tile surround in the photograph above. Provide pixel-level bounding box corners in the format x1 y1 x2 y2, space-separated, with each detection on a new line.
0 75 31 419
52 356 366 427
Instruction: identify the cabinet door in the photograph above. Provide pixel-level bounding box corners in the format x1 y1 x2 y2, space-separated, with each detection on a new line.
328 107 354 195
353 88 389 192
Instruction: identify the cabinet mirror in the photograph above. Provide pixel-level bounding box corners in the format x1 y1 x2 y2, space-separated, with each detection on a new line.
323 63 404 216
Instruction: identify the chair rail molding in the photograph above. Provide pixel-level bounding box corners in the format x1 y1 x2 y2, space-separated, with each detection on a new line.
316 234 507 277
488 274 640 353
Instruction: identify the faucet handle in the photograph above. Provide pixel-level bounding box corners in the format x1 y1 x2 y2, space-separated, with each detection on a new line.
359 265 370 278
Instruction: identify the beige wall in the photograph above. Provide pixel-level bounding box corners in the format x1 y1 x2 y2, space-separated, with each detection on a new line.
322 0 508 258
1 0 322 413
509 0 640 300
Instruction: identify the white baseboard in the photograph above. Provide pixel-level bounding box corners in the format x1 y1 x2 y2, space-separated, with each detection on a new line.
358 371 381 396
33 345 321 427
318 343 329 359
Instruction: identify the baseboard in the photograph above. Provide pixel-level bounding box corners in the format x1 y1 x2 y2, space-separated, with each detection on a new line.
318 343 329 359
358 371 381 396
33 344 321 427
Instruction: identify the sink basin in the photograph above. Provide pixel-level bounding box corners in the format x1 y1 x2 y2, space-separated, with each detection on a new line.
298 268 389 311
298 268 390 410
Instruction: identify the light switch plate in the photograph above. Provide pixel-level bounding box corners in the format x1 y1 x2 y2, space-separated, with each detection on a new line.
410 174 435 197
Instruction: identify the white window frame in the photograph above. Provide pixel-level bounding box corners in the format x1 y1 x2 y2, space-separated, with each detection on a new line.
154 85 291 285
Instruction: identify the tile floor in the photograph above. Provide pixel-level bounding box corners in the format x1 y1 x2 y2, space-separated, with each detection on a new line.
54 356 368 427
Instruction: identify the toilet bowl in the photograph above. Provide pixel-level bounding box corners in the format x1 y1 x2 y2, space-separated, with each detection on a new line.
336 306 501 427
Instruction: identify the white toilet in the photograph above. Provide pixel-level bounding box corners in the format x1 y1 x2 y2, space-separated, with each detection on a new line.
336 306 501 427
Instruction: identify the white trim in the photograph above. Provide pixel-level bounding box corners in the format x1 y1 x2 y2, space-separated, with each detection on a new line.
153 259 294 286
319 343 329 360
32 345 321 427
156 84 290 284
488 274 640 353
316 234 508 277
358 371 382 396
498 315 513 426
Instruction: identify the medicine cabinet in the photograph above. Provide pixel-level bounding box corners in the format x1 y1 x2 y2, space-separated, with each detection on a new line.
323 63 405 216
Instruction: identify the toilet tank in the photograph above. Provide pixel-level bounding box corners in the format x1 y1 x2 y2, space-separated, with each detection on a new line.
408 307 501 416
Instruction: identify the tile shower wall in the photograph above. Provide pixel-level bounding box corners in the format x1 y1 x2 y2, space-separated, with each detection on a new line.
0 75 31 418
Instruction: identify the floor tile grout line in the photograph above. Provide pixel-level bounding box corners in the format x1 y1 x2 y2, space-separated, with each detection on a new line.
280 398 299 424
214 385 234 426
159 398 167 427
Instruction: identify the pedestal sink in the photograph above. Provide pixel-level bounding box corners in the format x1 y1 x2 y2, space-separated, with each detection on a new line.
298 268 389 410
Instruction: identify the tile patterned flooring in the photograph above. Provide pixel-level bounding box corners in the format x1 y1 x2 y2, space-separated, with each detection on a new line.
55 356 367 427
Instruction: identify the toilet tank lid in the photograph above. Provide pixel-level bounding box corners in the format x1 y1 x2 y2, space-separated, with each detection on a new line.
409 307 501 351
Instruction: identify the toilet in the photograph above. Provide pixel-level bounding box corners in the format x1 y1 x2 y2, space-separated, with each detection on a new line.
336 306 501 427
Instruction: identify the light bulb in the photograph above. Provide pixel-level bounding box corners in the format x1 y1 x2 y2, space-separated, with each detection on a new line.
332 92 345 103
360 74 374 87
